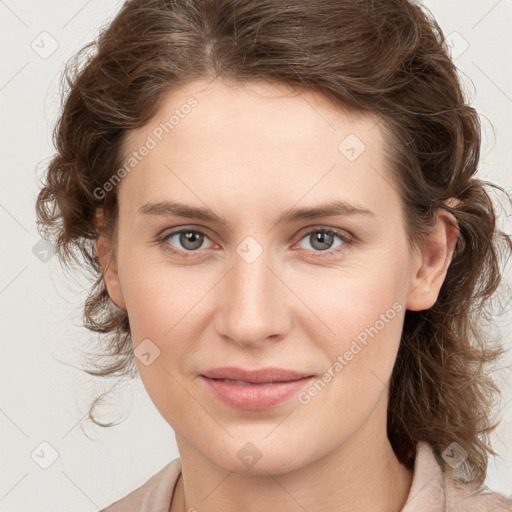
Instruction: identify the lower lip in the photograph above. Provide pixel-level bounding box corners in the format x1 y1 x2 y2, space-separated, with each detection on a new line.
200 376 314 410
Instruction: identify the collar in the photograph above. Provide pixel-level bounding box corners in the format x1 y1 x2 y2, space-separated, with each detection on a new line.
401 441 446 512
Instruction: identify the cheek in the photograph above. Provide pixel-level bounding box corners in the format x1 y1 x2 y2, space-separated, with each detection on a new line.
302 255 407 395
295 277 405 442
115 255 199 395
308 263 406 345
118 247 208 342
120 265 206 422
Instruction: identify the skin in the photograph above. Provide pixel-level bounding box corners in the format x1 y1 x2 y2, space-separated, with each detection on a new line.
96 78 459 512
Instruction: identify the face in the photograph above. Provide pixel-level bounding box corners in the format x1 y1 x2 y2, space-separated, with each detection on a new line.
98 78 451 475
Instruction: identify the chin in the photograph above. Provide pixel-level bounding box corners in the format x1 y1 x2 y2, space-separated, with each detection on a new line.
204 435 317 476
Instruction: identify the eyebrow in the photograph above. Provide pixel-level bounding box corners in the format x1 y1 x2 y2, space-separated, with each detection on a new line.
137 199 375 226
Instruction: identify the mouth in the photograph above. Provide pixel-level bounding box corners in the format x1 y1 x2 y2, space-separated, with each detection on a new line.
199 367 315 410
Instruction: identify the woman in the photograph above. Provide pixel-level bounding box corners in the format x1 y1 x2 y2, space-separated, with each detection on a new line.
36 0 512 510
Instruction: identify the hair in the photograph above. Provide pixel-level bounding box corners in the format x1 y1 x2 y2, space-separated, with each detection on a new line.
36 0 512 487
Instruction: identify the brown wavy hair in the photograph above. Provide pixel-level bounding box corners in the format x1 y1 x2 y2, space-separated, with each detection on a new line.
35 0 512 487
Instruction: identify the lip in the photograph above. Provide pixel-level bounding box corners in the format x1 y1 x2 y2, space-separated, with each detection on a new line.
200 367 315 410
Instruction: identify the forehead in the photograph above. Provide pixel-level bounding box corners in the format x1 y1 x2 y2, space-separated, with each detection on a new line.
123 78 386 162
117 79 397 218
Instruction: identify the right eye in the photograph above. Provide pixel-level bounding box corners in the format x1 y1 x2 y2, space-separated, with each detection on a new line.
158 228 217 259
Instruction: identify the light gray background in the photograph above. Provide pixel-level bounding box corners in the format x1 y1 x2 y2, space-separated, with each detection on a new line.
1 1 511 510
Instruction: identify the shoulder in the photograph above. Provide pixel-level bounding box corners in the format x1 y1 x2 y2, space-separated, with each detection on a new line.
101 457 182 512
402 442 512 512
445 479 512 512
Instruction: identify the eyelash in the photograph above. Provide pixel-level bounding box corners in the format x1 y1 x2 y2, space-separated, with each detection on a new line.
156 226 354 260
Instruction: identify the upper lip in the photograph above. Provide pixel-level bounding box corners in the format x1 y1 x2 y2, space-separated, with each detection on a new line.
201 367 314 383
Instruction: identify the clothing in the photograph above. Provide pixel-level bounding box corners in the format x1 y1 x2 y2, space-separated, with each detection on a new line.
101 441 512 511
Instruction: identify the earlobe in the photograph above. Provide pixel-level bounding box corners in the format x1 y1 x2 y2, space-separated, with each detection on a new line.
406 202 460 312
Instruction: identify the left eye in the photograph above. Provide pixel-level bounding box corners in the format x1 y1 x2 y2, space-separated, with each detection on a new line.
296 228 347 253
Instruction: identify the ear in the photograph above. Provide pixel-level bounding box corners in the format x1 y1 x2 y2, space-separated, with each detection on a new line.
406 200 460 311
94 208 127 311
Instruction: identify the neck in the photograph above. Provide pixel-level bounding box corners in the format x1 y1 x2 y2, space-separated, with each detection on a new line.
171 397 413 512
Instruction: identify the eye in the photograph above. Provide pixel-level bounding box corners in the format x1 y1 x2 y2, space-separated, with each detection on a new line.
159 228 215 258
295 227 352 256
157 226 353 260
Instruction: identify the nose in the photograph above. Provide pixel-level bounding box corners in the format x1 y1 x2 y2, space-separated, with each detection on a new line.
213 246 291 348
